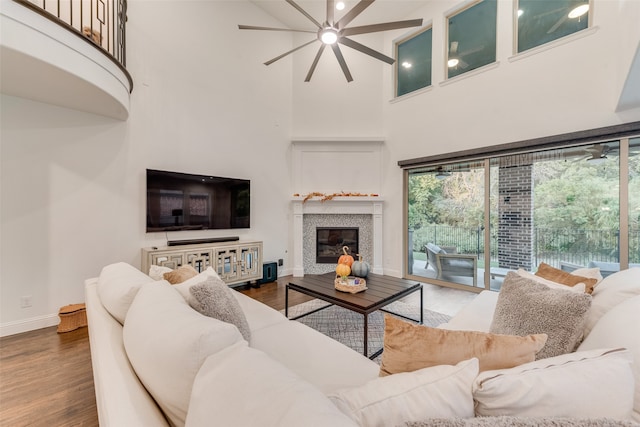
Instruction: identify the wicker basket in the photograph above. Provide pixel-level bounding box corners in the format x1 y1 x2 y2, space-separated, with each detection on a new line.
57 303 87 333
334 276 367 293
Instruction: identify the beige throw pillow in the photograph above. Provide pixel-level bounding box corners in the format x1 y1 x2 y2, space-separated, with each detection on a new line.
379 315 547 376
490 272 592 359
163 265 198 284
535 262 598 294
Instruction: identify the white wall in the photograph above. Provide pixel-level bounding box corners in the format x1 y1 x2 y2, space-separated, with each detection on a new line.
378 0 640 276
0 1 293 335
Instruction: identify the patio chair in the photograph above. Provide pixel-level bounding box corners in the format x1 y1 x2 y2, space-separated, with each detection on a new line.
425 243 478 287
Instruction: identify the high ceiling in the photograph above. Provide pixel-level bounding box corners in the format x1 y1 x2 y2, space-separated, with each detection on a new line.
247 0 427 30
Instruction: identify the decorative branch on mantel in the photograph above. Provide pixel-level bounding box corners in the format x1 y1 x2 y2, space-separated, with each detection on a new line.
293 192 379 203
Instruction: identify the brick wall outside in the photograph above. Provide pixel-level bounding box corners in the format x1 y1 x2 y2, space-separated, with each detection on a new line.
498 156 534 270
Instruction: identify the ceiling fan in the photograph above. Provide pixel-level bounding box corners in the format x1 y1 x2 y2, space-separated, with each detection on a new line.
239 0 423 82
578 144 640 164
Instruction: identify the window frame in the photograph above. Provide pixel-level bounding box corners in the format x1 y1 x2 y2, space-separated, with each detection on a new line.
514 0 592 55
445 0 498 80
394 25 434 98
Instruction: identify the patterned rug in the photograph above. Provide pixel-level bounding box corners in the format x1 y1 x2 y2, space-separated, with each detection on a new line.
281 299 451 362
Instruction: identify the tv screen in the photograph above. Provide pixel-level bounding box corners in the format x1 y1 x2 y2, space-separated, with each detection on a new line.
146 169 250 232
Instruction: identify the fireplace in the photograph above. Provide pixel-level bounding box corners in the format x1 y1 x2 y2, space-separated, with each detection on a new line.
316 227 359 264
292 197 383 276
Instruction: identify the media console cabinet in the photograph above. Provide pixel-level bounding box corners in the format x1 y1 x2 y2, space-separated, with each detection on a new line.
141 241 263 286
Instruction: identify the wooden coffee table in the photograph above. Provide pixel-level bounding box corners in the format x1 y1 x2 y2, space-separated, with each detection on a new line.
285 272 423 359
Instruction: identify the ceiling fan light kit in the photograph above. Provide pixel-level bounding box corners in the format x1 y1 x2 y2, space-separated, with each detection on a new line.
239 0 423 82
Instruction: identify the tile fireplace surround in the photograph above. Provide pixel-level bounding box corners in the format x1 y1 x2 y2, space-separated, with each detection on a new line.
292 197 383 277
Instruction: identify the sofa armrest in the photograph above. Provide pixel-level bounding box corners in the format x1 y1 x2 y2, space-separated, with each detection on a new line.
85 279 170 426
438 253 478 267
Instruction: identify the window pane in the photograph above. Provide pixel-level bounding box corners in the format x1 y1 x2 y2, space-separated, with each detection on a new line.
447 0 497 79
396 28 432 97
488 142 621 288
629 138 640 266
517 0 589 53
407 162 485 289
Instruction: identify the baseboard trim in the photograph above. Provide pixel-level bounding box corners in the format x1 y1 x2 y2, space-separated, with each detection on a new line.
1 313 59 337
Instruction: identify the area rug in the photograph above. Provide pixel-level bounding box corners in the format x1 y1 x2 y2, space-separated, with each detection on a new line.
281 299 451 361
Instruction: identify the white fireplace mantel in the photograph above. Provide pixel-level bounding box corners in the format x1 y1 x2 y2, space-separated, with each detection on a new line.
292 197 384 277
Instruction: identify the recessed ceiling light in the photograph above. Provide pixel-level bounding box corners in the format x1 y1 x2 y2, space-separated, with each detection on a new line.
568 4 589 18
336 2 345 11
448 58 459 67
402 61 412 68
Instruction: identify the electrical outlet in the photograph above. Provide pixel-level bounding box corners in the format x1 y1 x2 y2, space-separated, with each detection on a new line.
21 296 32 308
278 258 283 266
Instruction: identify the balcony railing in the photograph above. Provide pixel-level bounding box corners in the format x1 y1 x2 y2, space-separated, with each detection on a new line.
411 225 640 267
13 0 131 90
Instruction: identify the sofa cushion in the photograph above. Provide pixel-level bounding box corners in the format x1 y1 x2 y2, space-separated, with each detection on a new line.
490 272 591 359
163 265 198 284
231 291 288 333
473 348 634 420
328 358 478 426
579 295 640 422
584 268 640 337
97 262 155 324
148 264 173 281
189 276 251 341
517 268 587 292
439 290 498 332
250 320 379 394
172 267 222 301
535 262 598 293
186 342 357 427
516 269 586 293
380 314 547 376
123 281 243 427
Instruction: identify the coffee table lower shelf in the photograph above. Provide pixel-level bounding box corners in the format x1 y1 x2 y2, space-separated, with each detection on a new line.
285 273 423 359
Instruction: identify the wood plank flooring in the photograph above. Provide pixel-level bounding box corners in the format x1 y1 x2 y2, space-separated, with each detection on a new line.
0 276 475 426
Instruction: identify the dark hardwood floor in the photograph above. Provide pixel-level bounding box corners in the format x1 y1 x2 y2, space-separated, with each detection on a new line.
0 277 471 426
0 279 312 426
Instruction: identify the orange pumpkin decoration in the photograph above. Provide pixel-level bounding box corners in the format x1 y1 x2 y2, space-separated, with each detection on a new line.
336 263 351 278
338 246 354 267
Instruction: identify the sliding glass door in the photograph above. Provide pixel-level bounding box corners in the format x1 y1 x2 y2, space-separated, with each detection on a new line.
405 136 638 291
407 161 486 290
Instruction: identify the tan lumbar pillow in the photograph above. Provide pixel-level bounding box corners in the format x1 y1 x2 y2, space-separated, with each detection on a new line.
163 265 198 284
535 262 598 294
379 315 547 376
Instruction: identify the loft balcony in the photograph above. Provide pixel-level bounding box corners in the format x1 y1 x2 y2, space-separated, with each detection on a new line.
0 0 132 120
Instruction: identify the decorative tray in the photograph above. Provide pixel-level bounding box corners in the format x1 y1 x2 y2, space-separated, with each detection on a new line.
334 276 367 294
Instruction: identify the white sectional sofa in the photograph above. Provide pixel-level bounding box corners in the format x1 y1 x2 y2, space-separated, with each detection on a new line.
85 262 640 426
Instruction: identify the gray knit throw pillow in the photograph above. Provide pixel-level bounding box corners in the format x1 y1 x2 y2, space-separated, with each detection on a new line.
189 277 251 342
489 272 591 360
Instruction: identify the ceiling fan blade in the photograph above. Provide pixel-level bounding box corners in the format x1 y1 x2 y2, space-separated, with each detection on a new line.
286 0 322 29
339 37 394 64
265 39 317 66
331 44 353 82
341 19 423 36
305 44 326 82
326 0 334 25
336 0 374 30
238 25 315 34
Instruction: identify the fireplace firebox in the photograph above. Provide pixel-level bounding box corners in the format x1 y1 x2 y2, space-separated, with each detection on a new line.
316 227 359 264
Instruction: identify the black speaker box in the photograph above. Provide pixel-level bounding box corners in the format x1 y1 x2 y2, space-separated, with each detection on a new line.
257 262 277 285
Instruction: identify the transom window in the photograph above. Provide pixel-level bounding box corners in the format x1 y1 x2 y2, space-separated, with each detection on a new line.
395 27 433 97
446 0 497 79
516 0 590 53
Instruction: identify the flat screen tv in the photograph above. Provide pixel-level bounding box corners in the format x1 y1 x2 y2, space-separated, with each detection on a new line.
146 169 250 232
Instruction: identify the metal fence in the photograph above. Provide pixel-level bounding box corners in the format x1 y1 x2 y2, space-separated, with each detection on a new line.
412 225 640 266
15 0 127 68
